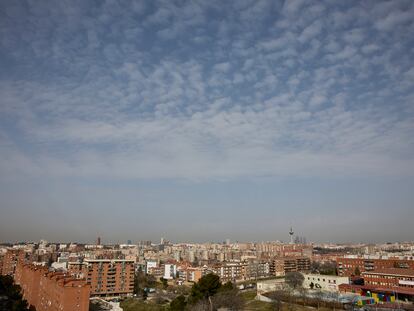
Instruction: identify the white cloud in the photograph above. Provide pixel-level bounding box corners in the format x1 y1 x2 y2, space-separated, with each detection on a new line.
298 20 322 44
213 62 231 73
0 0 413 183
361 44 380 54
282 0 306 15
375 8 414 31
308 94 326 108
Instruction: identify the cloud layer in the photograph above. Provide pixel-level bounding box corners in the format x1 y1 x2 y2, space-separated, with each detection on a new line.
1 0 414 181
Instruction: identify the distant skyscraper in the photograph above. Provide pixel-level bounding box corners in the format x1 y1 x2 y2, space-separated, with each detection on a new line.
96 236 101 245
188 250 195 263
226 238 230 245
160 237 165 245
127 240 132 245
174 251 181 261
289 227 294 244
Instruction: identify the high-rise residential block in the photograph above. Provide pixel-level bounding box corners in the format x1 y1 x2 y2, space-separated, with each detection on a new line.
72 259 134 298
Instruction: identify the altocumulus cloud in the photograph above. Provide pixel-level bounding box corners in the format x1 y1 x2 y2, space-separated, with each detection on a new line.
0 0 414 181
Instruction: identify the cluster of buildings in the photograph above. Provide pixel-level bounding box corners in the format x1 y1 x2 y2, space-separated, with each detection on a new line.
0 234 315 309
1 236 414 309
138 240 313 284
258 245 414 307
336 255 414 303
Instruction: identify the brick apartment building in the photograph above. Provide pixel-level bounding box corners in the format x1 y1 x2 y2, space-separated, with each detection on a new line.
337 256 414 276
363 268 414 290
186 267 204 282
243 260 270 280
256 243 312 259
14 262 90 311
211 261 271 282
213 262 244 282
1 250 26 276
147 265 165 279
69 259 134 298
271 257 311 276
176 262 206 283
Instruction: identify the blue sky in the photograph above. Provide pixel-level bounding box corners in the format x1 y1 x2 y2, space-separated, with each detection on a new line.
0 0 414 243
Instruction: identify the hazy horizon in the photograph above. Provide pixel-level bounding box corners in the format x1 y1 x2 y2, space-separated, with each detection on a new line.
2 234 414 246
1 0 414 243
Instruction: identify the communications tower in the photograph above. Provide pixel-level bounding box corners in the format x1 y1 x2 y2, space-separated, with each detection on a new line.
289 227 294 244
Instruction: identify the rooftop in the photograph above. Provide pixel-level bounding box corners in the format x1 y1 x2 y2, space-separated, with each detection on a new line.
363 268 414 277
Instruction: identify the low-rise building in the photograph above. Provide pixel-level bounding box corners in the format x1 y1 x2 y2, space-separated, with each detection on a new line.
338 268 414 303
363 268 414 290
302 273 349 292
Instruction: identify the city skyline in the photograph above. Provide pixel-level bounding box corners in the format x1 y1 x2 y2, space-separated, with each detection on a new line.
1 0 414 243
2 232 414 246
2 229 413 246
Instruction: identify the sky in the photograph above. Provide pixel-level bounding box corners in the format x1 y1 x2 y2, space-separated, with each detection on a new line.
0 0 414 244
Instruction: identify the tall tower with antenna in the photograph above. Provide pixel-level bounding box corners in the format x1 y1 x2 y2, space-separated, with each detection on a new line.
289 227 294 244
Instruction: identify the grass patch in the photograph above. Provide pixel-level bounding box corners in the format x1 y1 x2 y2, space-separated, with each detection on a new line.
120 298 167 311
244 299 275 311
240 290 257 301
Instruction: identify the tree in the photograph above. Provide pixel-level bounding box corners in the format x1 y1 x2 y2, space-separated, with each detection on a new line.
0 275 29 311
189 273 221 302
12 299 29 311
47 257 54 267
134 269 156 296
314 289 324 310
213 286 244 311
212 292 244 310
219 281 234 292
188 275 245 310
285 272 305 289
190 299 210 311
267 290 285 311
160 277 168 289
285 290 297 311
298 286 307 307
270 300 283 311
311 261 338 276
169 295 187 311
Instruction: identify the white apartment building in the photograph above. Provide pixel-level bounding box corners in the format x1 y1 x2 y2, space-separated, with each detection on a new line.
302 273 349 292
